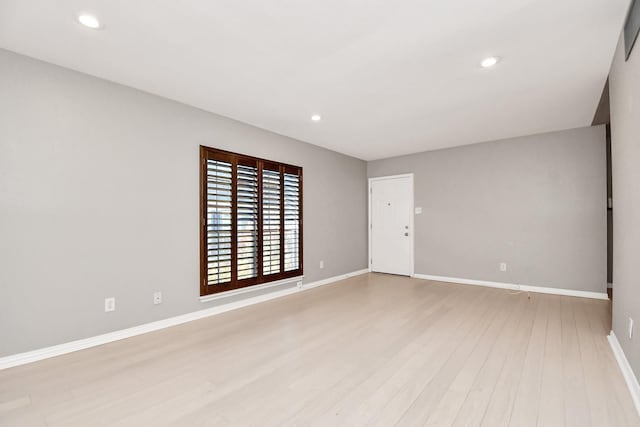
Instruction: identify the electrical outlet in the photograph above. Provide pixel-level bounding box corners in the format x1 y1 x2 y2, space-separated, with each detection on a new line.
499 262 507 272
104 297 115 312
320 260 324 269
153 291 162 305
629 317 634 339
296 281 303 289
415 207 423 214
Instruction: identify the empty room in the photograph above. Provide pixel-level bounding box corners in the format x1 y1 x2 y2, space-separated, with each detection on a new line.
2 0 640 426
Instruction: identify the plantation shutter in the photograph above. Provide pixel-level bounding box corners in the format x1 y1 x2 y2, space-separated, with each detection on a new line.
236 162 259 280
205 158 233 285
262 166 281 276
284 169 300 272
200 147 303 296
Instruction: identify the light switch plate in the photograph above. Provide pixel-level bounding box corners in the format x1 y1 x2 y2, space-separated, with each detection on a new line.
415 207 423 214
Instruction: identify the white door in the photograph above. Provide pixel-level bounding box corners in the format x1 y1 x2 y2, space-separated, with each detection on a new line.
370 175 413 276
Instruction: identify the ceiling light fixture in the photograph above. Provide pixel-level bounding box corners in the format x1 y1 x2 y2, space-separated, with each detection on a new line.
311 114 322 122
480 56 500 68
77 14 101 29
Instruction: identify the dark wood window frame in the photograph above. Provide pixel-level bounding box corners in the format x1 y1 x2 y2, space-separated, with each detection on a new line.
200 146 303 296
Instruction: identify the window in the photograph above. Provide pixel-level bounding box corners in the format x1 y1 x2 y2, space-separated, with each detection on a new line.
200 146 303 296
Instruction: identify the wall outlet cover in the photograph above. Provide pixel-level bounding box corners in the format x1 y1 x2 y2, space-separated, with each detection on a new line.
500 262 507 272
415 207 423 214
104 297 115 312
153 291 162 305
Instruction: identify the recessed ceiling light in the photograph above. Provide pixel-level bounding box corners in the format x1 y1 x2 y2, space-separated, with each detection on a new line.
77 14 101 29
480 57 500 68
311 114 322 122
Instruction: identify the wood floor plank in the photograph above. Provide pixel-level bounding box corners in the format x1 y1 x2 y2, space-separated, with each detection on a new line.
351 287 498 426
508 293 550 427
0 273 638 427
574 297 614 426
419 291 520 427
479 291 539 427
286 281 475 426
560 297 592 427
577 298 638 427
451 292 531 427
277 282 463 426
537 295 565 427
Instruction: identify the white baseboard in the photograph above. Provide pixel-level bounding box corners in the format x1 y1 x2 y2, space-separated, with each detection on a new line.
412 273 609 300
304 269 369 289
0 269 369 370
608 331 640 416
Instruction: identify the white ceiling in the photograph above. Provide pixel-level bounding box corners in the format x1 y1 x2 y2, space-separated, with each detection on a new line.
0 0 630 160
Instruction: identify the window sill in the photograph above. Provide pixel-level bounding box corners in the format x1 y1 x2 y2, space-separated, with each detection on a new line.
199 275 304 303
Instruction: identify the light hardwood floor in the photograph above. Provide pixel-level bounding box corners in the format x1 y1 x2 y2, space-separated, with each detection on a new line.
1 273 638 426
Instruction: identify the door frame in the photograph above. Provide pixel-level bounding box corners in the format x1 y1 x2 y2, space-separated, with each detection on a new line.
368 173 415 276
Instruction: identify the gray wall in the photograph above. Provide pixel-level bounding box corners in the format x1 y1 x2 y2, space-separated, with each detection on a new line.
0 49 367 357
368 126 607 292
609 34 640 378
